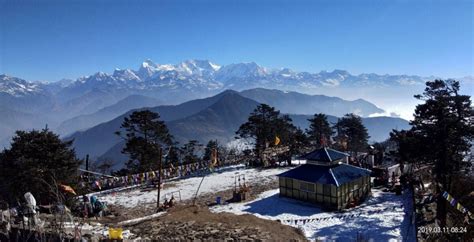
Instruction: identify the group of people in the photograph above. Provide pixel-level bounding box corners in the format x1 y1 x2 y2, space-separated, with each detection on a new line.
81 195 107 218
162 196 175 209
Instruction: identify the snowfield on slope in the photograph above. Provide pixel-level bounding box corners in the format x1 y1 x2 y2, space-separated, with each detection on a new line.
97 164 292 208
97 162 415 241
211 188 416 241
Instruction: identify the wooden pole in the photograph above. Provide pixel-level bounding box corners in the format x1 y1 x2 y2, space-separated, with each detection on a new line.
193 175 206 206
157 147 162 209
85 154 89 182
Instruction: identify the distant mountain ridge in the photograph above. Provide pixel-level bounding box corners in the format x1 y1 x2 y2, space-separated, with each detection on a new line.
1 60 470 149
0 59 452 109
57 95 162 136
66 90 410 169
239 88 384 117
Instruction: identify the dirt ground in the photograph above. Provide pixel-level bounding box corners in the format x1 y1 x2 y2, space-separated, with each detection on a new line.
127 205 307 241
98 174 280 224
77 171 309 241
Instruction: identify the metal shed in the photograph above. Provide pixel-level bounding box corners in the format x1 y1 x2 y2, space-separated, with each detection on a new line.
278 147 371 210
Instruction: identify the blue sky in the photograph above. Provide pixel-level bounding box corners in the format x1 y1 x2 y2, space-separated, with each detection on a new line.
1 0 472 81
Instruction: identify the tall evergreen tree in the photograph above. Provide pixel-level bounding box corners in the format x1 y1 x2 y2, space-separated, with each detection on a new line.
236 104 281 164
203 140 219 162
115 110 173 173
236 104 301 166
409 80 473 226
164 145 180 168
334 113 369 155
0 128 82 204
307 113 334 147
180 140 203 164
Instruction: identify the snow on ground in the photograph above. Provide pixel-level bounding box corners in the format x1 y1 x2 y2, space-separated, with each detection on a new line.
98 164 292 208
96 162 416 241
211 188 416 242
61 222 134 240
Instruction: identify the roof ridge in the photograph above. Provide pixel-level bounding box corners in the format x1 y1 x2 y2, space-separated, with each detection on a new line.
340 163 372 172
323 147 332 162
328 168 339 187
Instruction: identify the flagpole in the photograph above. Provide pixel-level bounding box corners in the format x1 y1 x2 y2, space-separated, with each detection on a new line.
193 148 217 206
193 175 206 206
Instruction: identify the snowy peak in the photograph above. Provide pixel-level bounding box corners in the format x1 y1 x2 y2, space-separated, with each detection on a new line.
183 59 220 71
215 62 267 80
2 59 452 104
112 69 141 82
141 59 157 69
0 74 44 97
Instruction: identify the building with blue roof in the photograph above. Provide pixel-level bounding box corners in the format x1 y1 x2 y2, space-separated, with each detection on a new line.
278 147 371 210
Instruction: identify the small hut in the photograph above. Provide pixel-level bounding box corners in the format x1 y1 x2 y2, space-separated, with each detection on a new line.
278 147 371 210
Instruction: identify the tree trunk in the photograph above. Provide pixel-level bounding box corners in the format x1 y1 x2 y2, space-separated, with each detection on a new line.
436 174 448 227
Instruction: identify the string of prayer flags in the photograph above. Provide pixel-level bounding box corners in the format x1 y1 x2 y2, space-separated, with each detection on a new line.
442 191 472 218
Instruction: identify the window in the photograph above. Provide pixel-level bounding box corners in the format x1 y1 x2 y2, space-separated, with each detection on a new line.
317 183 323 194
293 190 299 198
279 177 285 187
300 191 307 200
323 184 331 196
331 185 336 197
299 182 315 193
281 188 287 196
299 182 307 191
293 180 299 189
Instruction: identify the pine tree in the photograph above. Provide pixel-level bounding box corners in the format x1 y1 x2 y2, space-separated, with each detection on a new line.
334 113 369 155
180 140 202 164
0 128 82 204
164 145 180 168
236 104 303 166
115 110 173 173
307 113 334 147
236 104 281 165
409 80 473 226
203 140 219 162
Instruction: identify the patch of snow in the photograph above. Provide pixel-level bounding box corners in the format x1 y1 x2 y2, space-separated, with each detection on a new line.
98 165 292 208
117 212 166 226
211 188 416 241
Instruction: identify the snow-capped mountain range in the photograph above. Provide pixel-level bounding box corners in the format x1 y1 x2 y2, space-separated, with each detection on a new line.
103 59 433 90
0 75 46 97
0 59 463 99
0 60 472 149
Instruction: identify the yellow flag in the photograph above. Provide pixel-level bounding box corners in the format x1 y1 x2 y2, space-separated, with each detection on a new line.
210 148 218 167
275 136 281 145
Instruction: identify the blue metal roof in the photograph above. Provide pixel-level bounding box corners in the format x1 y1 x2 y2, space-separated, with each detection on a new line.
298 147 349 163
277 163 371 187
